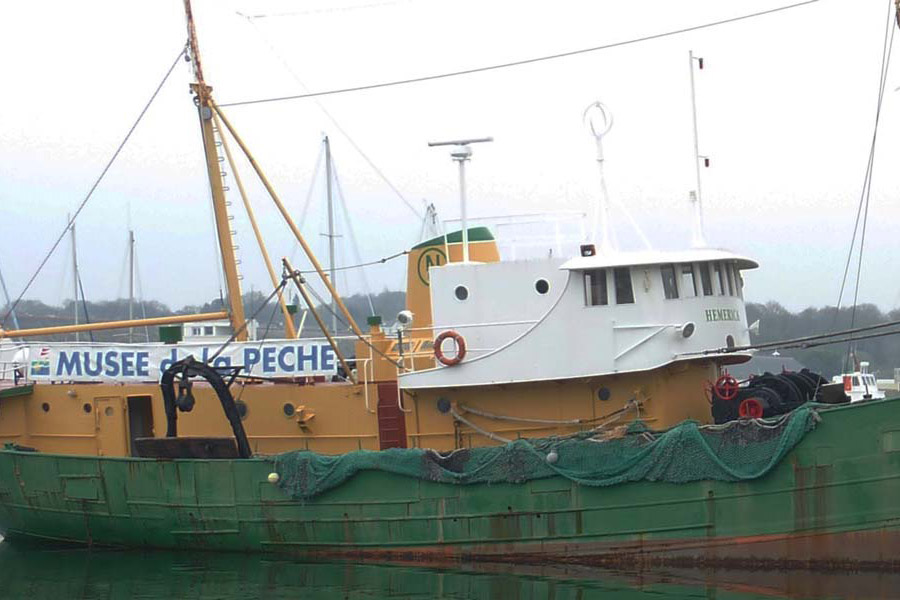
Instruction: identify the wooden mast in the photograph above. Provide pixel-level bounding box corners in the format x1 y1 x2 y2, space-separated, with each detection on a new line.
183 0 248 341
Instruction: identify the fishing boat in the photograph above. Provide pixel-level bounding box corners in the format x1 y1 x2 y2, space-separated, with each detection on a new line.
0 2 759 458
0 0 898 569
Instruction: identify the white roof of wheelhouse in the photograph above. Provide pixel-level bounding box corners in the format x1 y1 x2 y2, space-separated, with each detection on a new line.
560 247 759 271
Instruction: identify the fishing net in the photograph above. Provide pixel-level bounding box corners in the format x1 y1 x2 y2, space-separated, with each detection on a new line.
273 405 819 500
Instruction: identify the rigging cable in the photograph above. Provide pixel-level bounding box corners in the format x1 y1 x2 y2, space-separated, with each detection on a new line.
220 1 821 108
209 278 288 361
287 141 325 267
294 249 408 274
844 1 896 369
297 275 403 368
76 271 95 343
134 248 152 342
0 259 20 330
237 14 422 219
699 316 900 356
332 158 377 316
0 45 188 329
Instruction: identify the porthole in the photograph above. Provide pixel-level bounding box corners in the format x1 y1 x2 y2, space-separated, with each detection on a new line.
104 407 114 417
597 387 612 402
82 403 92 414
283 403 296 417
236 400 248 420
41 402 50 413
535 279 550 295
454 285 469 301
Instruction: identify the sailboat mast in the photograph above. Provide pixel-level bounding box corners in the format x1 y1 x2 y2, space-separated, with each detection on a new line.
128 229 135 343
183 0 248 341
0 259 19 331
70 216 79 342
324 135 337 333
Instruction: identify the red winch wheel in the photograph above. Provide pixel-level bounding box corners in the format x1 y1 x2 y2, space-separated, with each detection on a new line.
713 374 739 401
739 397 764 419
434 330 467 366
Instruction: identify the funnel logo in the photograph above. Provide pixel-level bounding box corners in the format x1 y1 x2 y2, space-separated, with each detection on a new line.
417 247 447 286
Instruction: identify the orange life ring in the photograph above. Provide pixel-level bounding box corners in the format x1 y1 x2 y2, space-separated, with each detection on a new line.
434 330 467 366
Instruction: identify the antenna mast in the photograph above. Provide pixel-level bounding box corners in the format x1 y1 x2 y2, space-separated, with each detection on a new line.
183 0 248 340
689 51 709 247
428 137 493 263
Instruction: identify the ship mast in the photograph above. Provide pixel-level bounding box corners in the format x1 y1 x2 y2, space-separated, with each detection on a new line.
183 0 248 341
0 259 19 331
69 215 80 341
324 135 337 333
128 228 135 343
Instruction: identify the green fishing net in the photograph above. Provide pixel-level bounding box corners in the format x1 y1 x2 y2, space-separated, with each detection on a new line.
273 405 818 500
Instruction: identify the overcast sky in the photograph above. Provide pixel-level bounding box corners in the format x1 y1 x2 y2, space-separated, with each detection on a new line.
0 0 898 320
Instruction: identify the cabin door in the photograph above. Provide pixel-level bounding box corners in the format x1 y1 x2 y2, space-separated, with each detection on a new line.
94 397 128 457
376 383 408 450
126 395 154 457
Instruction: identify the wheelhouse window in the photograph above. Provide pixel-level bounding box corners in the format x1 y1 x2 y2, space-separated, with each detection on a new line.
584 269 608 306
680 264 698 298
614 267 634 304
660 264 679 299
725 263 735 296
700 263 713 296
715 262 726 296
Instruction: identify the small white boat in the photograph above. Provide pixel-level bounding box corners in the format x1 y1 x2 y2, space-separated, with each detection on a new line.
832 361 885 403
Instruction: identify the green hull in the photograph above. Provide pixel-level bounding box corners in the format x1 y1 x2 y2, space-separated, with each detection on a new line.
1 398 899 568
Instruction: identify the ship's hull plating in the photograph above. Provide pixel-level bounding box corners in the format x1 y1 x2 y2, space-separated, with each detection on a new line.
0 398 898 568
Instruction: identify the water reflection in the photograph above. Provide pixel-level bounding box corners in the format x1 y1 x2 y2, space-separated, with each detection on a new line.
0 543 894 600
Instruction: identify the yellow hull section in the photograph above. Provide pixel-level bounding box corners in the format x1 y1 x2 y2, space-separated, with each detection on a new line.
0 359 717 456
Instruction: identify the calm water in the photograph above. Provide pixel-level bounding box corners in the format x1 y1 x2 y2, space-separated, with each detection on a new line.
0 543 896 600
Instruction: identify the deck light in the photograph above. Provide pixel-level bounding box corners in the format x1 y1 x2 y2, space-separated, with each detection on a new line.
676 322 696 339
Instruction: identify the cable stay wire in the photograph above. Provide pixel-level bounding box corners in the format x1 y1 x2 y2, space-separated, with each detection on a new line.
76 271 95 343
298 141 326 231
332 158 378 317
239 0 416 20
294 249 409 274
237 15 422 219
297 274 403 368
134 251 151 343
221 1 821 109
832 0 896 368
1 45 187 330
210 279 288 361
287 141 326 267
700 316 900 356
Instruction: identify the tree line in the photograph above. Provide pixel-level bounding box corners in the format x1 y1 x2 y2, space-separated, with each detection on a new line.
746 302 900 379
4 296 899 379
0 290 406 344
